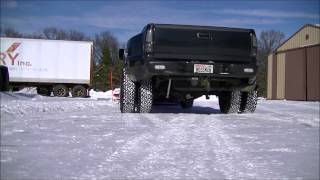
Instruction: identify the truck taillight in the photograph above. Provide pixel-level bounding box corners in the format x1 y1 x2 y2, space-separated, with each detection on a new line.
251 33 257 56
145 27 153 52
251 33 257 47
145 43 152 52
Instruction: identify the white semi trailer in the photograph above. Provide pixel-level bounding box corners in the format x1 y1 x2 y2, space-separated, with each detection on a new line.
0 37 93 97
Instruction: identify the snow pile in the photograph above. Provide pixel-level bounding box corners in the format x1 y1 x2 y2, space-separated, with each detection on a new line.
13 87 216 102
89 89 113 100
17 87 37 94
12 87 114 99
0 89 115 117
0 96 112 117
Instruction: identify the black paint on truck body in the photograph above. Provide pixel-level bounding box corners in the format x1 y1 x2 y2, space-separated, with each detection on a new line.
123 23 258 101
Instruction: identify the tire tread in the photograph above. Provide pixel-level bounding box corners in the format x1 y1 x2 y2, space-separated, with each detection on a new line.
239 90 258 113
120 68 136 113
219 91 241 114
137 79 153 113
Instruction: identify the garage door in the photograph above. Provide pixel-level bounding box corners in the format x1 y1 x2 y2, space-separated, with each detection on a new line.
307 45 320 101
285 49 306 100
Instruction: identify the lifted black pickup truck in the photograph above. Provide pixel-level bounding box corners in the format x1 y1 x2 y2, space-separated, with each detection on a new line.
119 23 258 113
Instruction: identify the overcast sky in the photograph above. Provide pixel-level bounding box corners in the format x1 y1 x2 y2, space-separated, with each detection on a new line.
1 0 319 43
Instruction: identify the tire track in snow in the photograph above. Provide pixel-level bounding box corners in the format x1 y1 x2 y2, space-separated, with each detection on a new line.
136 114 219 179
203 115 286 179
80 113 156 179
143 113 285 179
257 105 319 127
261 100 319 111
138 114 286 179
80 113 218 179
80 112 286 179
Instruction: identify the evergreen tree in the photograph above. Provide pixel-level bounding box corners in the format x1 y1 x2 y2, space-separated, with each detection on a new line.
92 31 122 91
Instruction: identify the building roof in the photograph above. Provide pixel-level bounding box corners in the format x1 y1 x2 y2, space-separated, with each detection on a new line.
274 24 320 53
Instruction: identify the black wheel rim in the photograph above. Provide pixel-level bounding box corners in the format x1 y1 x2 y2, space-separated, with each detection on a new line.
57 88 66 96
76 89 84 97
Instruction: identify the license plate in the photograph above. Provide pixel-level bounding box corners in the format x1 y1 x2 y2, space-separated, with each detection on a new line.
194 64 213 73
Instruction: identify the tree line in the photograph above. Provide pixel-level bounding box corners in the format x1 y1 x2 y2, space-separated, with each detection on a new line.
0 27 285 97
0 27 123 92
256 30 285 97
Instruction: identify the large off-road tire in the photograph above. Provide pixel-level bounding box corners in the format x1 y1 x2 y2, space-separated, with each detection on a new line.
0 65 9 91
239 90 258 113
53 84 69 97
71 85 87 98
120 68 136 113
181 100 194 109
37 86 52 96
137 79 153 113
218 90 241 114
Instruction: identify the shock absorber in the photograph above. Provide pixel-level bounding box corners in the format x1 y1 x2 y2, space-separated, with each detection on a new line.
166 78 172 99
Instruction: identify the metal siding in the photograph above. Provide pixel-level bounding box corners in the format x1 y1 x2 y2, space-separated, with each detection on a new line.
272 55 278 99
306 45 320 101
278 26 320 52
285 49 307 100
267 55 273 99
276 53 286 99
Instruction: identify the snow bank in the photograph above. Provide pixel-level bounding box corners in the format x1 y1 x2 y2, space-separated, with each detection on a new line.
0 89 115 117
0 96 112 117
89 89 113 100
13 87 114 99
17 87 37 94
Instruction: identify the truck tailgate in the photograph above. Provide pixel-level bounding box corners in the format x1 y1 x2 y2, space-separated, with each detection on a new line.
153 25 253 63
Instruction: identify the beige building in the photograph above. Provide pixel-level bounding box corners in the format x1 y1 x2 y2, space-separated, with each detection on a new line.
267 24 320 101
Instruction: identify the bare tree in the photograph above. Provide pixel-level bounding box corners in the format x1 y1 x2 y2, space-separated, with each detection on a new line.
42 27 89 41
94 31 119 65
0 27 23 38
43 27 68 40
23 32 44 39
257 30 285 97
257 30 285 65
68 30 87 41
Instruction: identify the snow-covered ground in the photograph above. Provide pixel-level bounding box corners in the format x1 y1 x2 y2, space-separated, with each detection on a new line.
1 89 319 180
